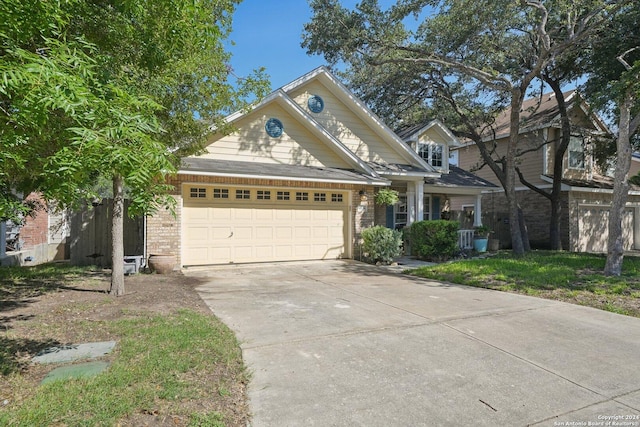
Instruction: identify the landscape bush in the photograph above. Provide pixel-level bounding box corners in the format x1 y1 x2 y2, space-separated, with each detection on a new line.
361 225 403 264
409 220 459 262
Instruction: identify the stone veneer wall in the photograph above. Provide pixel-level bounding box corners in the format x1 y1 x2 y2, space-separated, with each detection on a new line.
145 174 377 267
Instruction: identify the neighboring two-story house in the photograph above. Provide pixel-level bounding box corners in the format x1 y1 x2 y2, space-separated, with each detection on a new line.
145 67 495 267
455 90 640 252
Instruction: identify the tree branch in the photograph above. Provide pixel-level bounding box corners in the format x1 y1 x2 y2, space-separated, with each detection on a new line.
516 166 551 199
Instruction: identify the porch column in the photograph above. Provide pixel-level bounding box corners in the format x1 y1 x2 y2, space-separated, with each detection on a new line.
407 181 416 225
415 180 424 222
474 194 483 227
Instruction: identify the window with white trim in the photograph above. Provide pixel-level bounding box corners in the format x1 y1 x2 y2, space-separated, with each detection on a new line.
236 189 250 200
213 188 229 199
394 195 407 229
418 143 444 168
423 195 431 220
257 190 271 200
190 187 206 198
296 192 309 201
331 193 343 202
314 192 326 202
568 136 585 169
277 191 290 201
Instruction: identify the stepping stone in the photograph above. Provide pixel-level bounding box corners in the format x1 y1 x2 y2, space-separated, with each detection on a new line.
41 361 110 385
33 341 117 364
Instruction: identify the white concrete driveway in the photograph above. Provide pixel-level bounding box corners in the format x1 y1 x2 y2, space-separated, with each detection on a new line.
188 260 640 427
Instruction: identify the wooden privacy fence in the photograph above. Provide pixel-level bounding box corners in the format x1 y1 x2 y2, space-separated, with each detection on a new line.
69 199 144 267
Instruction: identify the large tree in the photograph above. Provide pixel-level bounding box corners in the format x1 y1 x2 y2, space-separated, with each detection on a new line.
582 2 640 275
0 0 269 295
303 0 626 255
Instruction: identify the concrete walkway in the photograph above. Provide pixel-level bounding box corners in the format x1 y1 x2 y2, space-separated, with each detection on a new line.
189 260 640 427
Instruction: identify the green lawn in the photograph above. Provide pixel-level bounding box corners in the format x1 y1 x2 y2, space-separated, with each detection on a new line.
0 309 245 426
409 251 640 317
0 264 248 426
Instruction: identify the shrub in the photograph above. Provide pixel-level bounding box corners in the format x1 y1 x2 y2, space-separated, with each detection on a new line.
361 225 403 264
409 220 460 262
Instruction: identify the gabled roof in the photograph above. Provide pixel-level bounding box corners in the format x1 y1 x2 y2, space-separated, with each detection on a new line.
483 90 610 141
282 67 439 176
395 119 461 147
425 166 498 190
192 66 439 180
540 174 640 195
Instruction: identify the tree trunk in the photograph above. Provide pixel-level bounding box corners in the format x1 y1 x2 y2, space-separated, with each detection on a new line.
547 78 572 251
549 201 561 250
507 90 525 255
518 208 531 251
110 174 125 296
604 93 634 276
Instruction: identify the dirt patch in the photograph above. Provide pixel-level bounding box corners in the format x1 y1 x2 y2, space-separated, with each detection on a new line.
0 269 249 426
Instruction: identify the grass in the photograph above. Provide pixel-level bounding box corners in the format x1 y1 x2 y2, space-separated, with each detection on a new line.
0 309 245 426
0 263 248 426
409 251 640 317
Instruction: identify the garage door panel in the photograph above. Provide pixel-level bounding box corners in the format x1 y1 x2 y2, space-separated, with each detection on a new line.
275 246 293 258
295 210 311 220
255 227 273 239
275 227 292 239
185 226 209 241
211 227 233 239
255 210 274 220
235 209 252 220
212 208 232 220
313 228 329 238
295 227 311 238
275 210 292 220
183 186 348 266
578 207 635 252
233 227 253 240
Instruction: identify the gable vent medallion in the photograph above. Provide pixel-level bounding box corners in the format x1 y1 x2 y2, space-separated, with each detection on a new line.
308 95 324 113
265 118 284 138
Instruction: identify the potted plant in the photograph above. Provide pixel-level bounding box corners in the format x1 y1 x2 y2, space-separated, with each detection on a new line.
473 225 491 253
374 188 399 206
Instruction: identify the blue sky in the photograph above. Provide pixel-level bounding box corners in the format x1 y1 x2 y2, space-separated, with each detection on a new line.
228 0 326 91
228 0 402 90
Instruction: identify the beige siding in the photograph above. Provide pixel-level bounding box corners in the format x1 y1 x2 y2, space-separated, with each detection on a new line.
289 81 408 164
202 104 351 169
457 132 547 187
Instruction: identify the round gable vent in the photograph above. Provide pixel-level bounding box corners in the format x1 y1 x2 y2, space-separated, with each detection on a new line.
308 95 324 113
265 118 284 138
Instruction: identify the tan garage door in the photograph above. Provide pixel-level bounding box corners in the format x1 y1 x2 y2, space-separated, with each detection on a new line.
182 185 349 266
577 206 635 252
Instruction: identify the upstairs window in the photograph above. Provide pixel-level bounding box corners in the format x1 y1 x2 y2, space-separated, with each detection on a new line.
569 136 585 169
418 143 444 168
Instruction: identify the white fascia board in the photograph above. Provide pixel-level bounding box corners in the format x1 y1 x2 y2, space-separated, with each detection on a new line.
272 91 380 177
315 71 437 173
210 90 282 130
379 171 440 179
280 66 329 92
177 169 390 186
424 185 486 195
412 120 462 147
